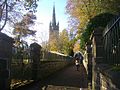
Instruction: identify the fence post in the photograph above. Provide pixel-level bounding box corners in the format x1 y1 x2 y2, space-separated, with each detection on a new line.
30 43 41 80
0 33 13 90
91 27 104 90
86 41 92 84
91 27 104 63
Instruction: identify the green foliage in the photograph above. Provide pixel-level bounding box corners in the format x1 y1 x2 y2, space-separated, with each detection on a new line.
80 13 116 50
86 13 116 32
112 65 120 71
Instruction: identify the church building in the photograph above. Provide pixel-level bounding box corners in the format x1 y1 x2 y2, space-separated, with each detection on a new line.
49 5 59 42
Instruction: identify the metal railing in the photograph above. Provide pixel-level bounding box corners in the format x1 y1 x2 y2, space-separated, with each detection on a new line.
103 16 120 64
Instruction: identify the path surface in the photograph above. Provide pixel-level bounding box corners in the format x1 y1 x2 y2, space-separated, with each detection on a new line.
15 64 88 90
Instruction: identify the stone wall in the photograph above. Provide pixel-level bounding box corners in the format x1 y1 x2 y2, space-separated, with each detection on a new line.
93 64 120 90
10 41 73 89
11 57 74 88
90 27 120 90
11 60 72 80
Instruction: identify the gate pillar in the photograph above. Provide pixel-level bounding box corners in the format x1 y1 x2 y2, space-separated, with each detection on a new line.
30 43 41 80
0 33 13 90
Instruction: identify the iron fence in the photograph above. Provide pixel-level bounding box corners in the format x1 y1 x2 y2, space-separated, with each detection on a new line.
103 16 120 64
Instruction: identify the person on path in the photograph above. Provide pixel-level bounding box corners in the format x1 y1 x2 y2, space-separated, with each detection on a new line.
74 52 84 71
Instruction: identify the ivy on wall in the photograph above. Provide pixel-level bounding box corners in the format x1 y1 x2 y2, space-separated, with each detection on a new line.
80 13 116 50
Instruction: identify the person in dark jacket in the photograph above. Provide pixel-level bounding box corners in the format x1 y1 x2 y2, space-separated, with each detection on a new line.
74 52 84 71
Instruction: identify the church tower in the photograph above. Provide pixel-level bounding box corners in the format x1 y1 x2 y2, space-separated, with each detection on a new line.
49 5 59 42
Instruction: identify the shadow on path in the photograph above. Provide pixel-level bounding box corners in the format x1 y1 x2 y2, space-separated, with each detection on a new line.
44 64 88 88
14 64 88 90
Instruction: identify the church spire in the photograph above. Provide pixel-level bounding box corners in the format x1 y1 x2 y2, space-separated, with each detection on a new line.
49 3 59 42
52 4 56 26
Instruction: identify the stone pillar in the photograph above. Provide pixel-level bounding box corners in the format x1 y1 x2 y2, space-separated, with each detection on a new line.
86 41 92 84
92 27 104 63
0 33 13 90
30 43 41 80
91 27 104 90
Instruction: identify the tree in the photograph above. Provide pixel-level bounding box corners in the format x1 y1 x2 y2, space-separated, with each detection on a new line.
67 39 75 56
80 13 116 50
66 0 100 31
13 11 36 38
73 40 80 52
13 11 36 63
66 0 120 33
58 29 70 54
49 37 59 51
13 11 36 49
96 0 120 14
66 0 120 50
48 29 75 56
0 0 39 31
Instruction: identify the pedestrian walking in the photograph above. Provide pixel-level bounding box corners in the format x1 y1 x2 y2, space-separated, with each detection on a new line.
74 51 84 71
75 59 80 71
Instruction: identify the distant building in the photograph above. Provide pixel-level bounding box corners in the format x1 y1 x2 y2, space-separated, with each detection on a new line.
49 5 59 42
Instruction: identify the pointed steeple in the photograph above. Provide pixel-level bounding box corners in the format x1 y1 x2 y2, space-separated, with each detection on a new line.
49 3 59 42
52 4 56 26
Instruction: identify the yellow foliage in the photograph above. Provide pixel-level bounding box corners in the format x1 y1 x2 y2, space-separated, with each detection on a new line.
49 38 59 51
73 41 80 52
66 0 104 30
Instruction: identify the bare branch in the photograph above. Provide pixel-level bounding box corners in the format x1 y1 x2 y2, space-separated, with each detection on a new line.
0 0 8 31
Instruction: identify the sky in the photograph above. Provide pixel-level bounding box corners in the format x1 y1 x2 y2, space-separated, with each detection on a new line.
2 0 69 45
33 0 69 44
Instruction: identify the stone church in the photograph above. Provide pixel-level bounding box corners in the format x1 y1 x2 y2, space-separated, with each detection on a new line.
49 5 59 42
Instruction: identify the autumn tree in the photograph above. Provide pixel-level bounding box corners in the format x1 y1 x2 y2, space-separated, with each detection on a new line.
66 0 103 52
0 0 39 31
58 29 70 54
13 11 36 35
13 11 36 44
73 40 80 52
48 29 74 56
66 0 120 51
66 0 99 31
49 38 59 51
13 11 36 62
66 0 120 31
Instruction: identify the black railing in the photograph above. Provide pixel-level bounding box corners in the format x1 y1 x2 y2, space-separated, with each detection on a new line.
103 16 120 64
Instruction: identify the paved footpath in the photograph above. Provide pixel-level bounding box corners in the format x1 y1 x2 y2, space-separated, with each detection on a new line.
16 64 88 90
